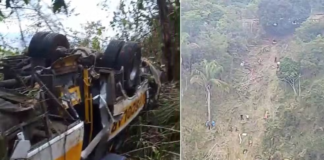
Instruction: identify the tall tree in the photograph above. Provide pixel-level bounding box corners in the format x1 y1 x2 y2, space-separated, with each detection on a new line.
157 0 180 81
277 57 301 96
190 60 229 128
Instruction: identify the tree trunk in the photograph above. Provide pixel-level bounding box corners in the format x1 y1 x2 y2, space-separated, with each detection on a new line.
207 88 211 123
291 83 297 96
292 80 297 96
185 76 188 91
156 0 180 82
298 74 301 96
189 54 192 73
285 79 297 96
229 58 233 83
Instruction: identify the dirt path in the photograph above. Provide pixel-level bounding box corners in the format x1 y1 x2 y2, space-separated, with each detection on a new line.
182 42 285 160
242 44 279 158
213 44 281 160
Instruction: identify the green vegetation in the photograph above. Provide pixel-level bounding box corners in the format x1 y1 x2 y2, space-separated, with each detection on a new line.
182 0 324 159
0 0 179 159
117 83 180 159
277 57 300 95
258 0 311 36
190 60 229 126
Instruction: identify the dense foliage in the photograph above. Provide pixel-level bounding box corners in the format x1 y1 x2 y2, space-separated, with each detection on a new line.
258 0 311 36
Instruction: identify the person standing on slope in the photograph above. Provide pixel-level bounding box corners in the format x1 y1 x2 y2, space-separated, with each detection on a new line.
275 57 280 70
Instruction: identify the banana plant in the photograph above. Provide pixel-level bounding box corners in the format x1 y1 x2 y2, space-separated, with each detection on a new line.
190 59 229 129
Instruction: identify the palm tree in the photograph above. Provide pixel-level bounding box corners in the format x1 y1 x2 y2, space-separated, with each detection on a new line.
190 59 229 129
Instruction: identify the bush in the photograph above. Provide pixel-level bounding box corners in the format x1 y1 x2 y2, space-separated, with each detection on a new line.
296 20 324 42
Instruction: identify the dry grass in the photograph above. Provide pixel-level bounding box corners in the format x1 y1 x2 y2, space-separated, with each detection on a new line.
181 44 282 160
113 82 180 160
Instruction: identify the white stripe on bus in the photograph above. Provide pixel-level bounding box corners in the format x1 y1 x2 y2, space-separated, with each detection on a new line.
28 122 84 159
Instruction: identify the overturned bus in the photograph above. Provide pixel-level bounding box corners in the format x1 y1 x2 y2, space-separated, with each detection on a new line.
0 32 161 160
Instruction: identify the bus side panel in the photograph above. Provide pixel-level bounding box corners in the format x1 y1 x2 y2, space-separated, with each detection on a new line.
108 86 148 141
28 122 84 160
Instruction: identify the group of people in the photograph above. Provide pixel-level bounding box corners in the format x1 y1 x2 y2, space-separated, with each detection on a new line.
205 120 216 129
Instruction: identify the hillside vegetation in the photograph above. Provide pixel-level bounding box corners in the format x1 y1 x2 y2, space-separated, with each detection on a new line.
0 0 180 159
181 0 324 159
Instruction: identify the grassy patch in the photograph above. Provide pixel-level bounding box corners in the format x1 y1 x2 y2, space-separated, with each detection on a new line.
112 82 180 160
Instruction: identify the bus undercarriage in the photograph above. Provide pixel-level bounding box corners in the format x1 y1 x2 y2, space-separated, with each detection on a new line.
0 32 161 160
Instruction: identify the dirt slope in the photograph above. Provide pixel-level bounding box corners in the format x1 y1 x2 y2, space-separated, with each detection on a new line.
182 42 286 160
212 43 281 160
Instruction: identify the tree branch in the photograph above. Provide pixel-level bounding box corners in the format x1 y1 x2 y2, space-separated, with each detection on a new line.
14 7 27 48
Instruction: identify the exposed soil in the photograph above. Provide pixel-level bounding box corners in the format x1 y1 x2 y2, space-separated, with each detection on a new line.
182 42 287 160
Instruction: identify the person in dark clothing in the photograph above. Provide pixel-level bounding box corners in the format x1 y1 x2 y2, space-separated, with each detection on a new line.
205 121 210 129
272 39 277 44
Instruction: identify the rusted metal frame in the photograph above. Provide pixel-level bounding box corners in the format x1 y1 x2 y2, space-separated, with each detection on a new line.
0 89 32 103
51 65 78 75
81 68 117 159
32 66 74 120
39 91 52 138
95 67 117 124
80 67 122 159
0 67 26 86
0 76 31 87
50 54 81 76
96 66 124 106
82 68 94 144
0 114 46 137
0 56 31 82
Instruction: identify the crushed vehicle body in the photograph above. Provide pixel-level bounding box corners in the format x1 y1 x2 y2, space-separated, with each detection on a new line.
0 32 161 160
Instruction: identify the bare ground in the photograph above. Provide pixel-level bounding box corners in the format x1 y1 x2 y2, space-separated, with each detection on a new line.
182 43 285 160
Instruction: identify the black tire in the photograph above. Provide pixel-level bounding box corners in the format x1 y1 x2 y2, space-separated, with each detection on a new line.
101 41 141 91
117 42 141 91
100 40 125 68
27 32 50 58
27 32 69 61
42 33 70 58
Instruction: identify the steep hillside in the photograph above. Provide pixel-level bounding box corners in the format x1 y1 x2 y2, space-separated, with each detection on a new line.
182 41 283 159
183 29 324 160
181 0 324 159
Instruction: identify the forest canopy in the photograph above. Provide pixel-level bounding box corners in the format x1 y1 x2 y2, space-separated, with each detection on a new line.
258 0 311 36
